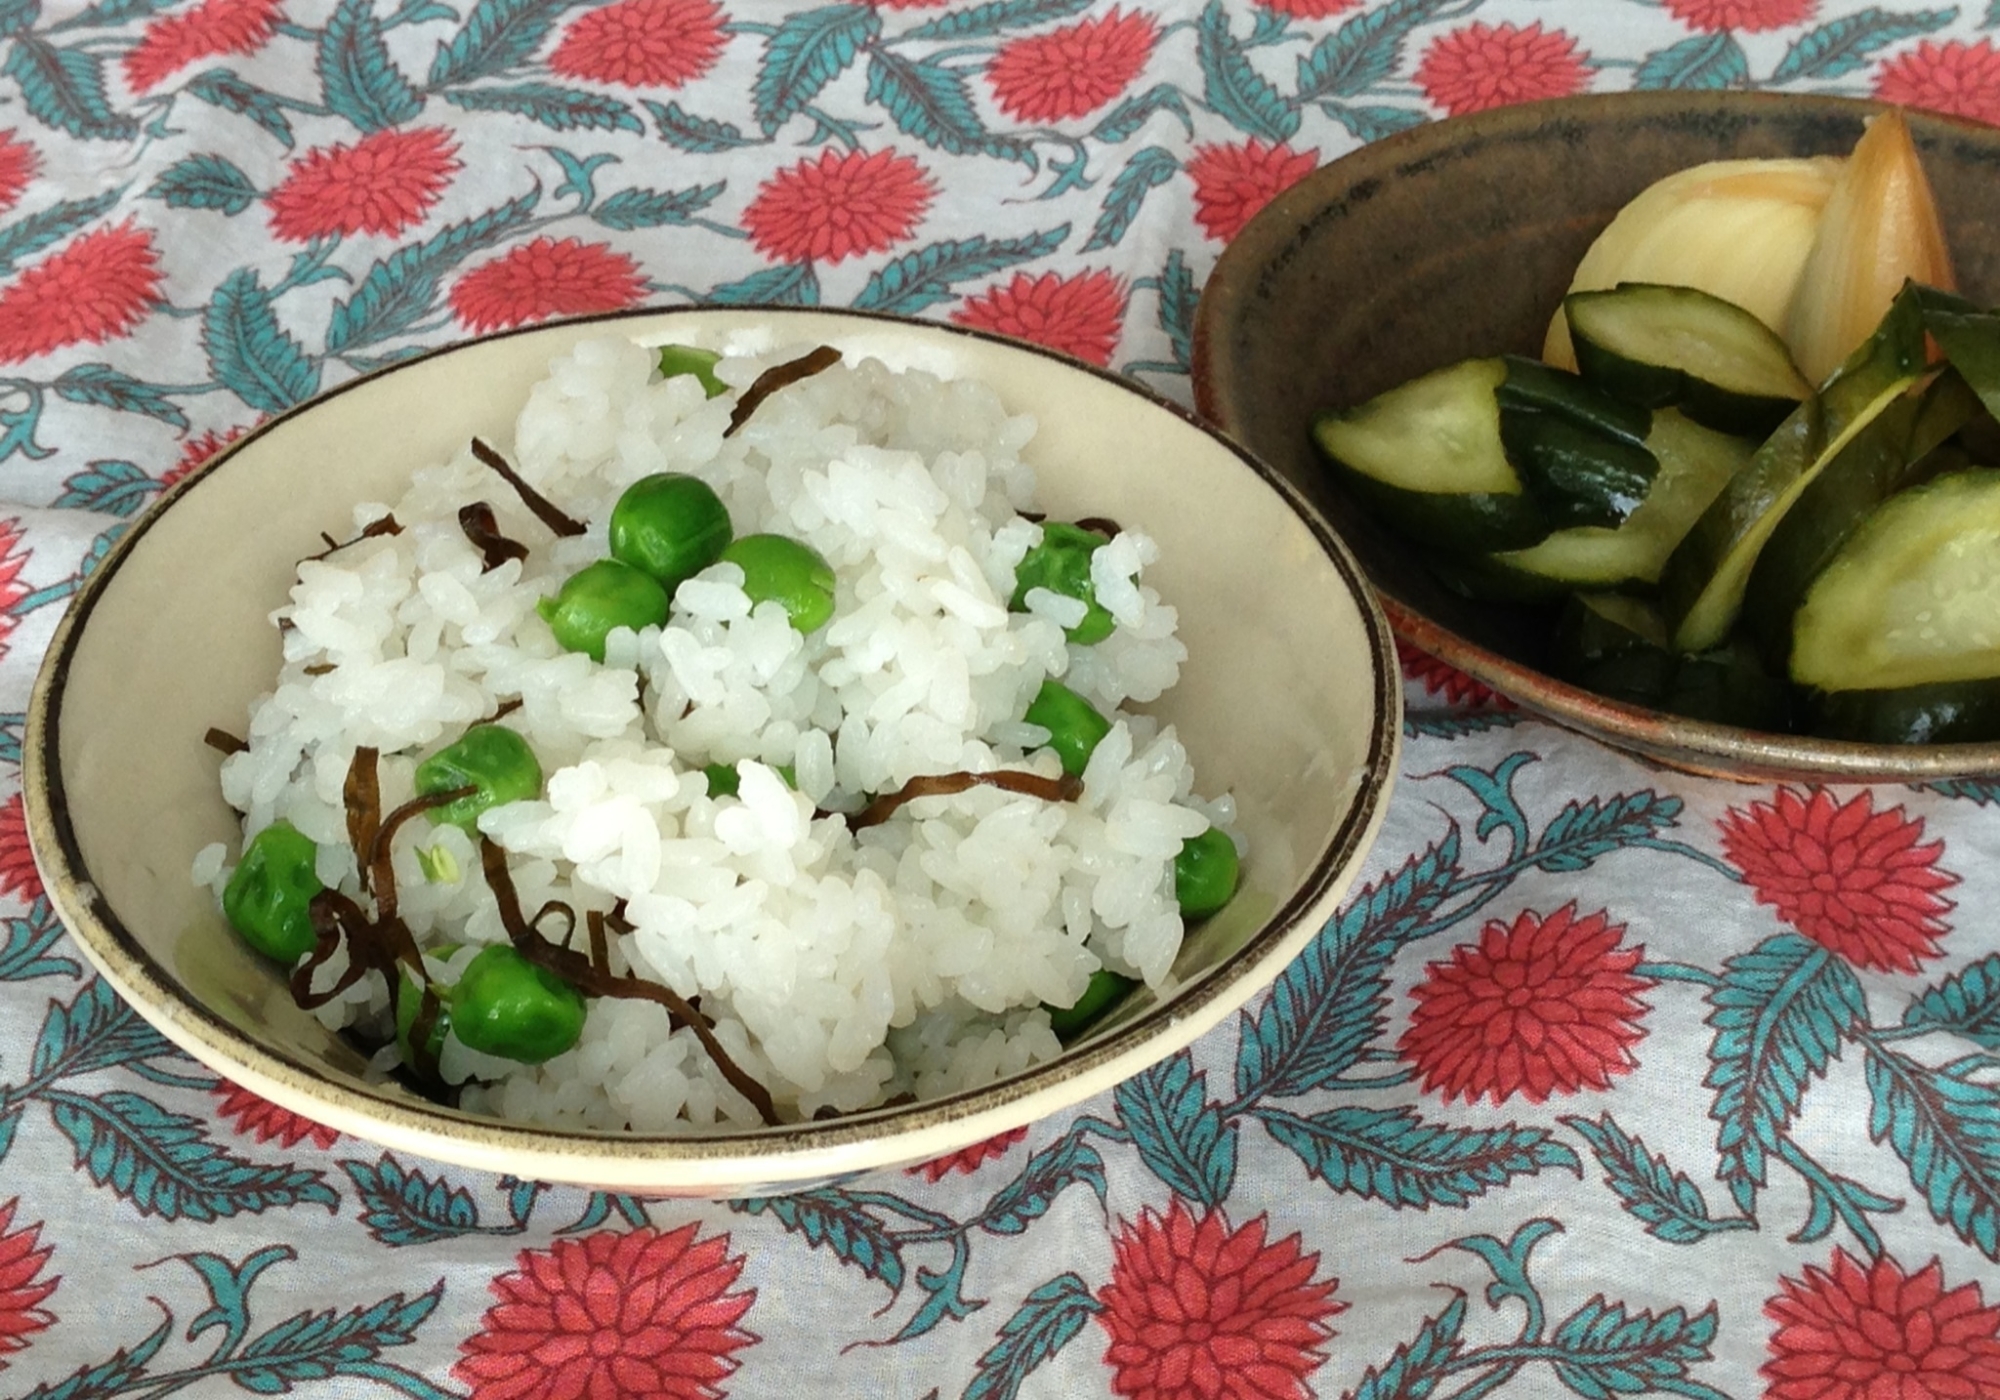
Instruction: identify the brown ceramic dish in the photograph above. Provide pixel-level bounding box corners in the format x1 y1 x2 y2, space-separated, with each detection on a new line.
1192 91 2000 783
25 306 1399 1196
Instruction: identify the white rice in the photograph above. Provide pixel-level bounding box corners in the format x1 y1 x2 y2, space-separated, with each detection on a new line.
203 334 1236 1132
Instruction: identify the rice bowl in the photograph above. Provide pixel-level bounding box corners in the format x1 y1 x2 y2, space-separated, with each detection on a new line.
27 307 1398 1193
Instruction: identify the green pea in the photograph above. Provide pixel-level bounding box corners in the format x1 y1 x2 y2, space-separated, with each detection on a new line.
415 725 543 833
1011 521 1114 644
657 344 727 399
1174 826 1240 920
1045 968 1137 1042
221 819 324 962
609 473 733 592
702 761 796 798
1023 679 1111 777
537 558 670 662
449 945 587 1064
721 533 836 633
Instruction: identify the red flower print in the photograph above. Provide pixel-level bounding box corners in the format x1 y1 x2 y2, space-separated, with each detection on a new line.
455 1225 756 1400
1254 0 1359 14
1661 0 1816 31
1719 787 1957 974
0 133 37 218
908 1126 1029 1180
953 270 1127 366
162 425 251 489
265 127 461 243
1400 903 1651 1106
1414 22 1591 118
1185 140 1318 245
549 0 726 89
123 0 284 92
1875 40 2000 128
986 9 1157 123
0 793 39 904
213 1082 339 1149
1096 1199 1342 1400
741 148 935 265
0 1198 56 1366
449 238 650 334
0 220 161 363
1396 638 1511 710
1764 1248 2000 1400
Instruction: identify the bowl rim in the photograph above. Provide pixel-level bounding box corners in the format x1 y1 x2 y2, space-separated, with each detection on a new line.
25 303 1403 1189
1192 88 2000 784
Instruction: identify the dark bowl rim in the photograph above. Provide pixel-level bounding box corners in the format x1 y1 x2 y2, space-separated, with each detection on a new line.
25 302 1403 1182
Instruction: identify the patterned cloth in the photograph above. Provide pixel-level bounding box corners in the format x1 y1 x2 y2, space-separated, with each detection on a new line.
2 1 2000 1397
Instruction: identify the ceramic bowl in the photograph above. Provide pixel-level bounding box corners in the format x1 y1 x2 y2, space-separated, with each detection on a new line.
25 306 1399 1196
1193 91 2000 783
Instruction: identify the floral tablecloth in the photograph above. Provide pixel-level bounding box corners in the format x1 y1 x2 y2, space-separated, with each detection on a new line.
3 1 2000 1397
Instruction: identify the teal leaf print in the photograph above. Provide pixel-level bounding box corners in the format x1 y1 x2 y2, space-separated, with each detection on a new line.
428 0 577 88
643 97 755 151
0 0 36 37
31 977 181 1083
1082 146 1177 254
145 153 258 214
0 899 77 982
0 1102 19 1162
326 183 540 353
866 51 1031 164
44 1088 340 1220
1324 102 1428 141
319 0 424 131
184 68 295 147
1904 953 2000 1050
734 1187 906 1290
202 269 322 414
1706 934 1866 1212
1548 1298 1721 1398
1150 246 1195 374
4 36 136 140
1531 790 1684 872
1633 32 1749 90
1770 8 1956 82
753 3 881 136
853 225 1068 315
901 0 1092 42
1297 0 1467 103
980 1132 1109 1234
707 260 821 306
1924 777 2000 803
53 363 192 427
341 1154 485 1246
1235 832 1459 1102
1867 1047 2000 1259
964 1273 1102 1400
1196 0 1298 143
443 82 643 134
50 0 163 28
1406 709 1525 739
1564 1113 1749 1244
1090 83 1194 145
16 1313 173 1400
53 460 161 517
1113 1051 1236 1206
0 187 121 274
1258 1104 1582 1207
230 1282 444 1390
1349 1293 1465 1400
592 181 725 230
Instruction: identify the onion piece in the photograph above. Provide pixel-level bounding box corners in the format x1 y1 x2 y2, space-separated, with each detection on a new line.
1786 109 1956 386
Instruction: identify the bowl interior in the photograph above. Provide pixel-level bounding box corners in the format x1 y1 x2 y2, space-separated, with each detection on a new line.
1194 92 2000 781
33 308 1398 1192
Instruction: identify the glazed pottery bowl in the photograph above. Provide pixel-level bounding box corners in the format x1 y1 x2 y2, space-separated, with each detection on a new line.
1193 91 2000 783
25 307 1399 1196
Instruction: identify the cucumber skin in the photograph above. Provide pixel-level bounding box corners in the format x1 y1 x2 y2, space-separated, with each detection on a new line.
1313 415 1552 553
1498 410 1658 530
1801 681 2000 744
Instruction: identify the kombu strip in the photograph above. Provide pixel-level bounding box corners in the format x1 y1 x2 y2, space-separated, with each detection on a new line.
457 501 529 571
368 786 475 923
343 747 381 895
1073 516 1122 539
724 345 841 438
203 727 247 756
477 839 780 1128
848 769 1081 831
301 514 402 564
468 438 586 537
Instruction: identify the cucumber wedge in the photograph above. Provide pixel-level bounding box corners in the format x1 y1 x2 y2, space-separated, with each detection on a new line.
1566 283 1811 436
1491 409 1754 590
1800 681 2000 744
1312 357 1551 553
1791 468 2000 696
1658 288 1927 654
1550 592 1789 729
